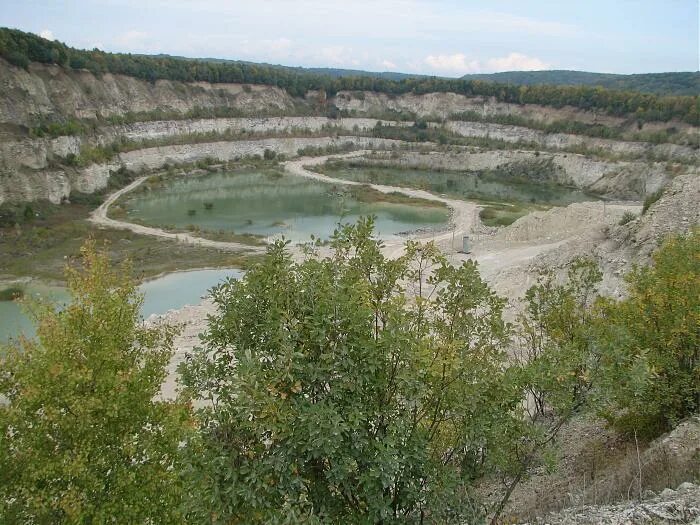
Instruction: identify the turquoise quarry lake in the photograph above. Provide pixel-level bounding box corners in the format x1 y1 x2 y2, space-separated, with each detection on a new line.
0 268 242 344
120 170 450 243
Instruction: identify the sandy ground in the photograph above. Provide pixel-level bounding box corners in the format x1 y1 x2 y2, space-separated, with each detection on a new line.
100 154 637 399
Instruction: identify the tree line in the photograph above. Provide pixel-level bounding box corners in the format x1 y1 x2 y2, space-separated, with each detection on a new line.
1 222 697 523
1 27 698 124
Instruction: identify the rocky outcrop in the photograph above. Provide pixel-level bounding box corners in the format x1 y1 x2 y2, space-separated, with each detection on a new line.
332 90 695 137
0 169 73 205
353 150 685 198
444 121 698 163
606 173 700 262
522 482 700 524
106 116 409 143
0 117 409 174
522 173 699 299
0 59 297 128
116 136 402 172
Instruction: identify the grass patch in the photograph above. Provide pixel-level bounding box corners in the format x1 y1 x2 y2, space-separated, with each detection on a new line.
0 202 262 283
348 185 448 210
182 225 267 246
0 286 24 301
618 211 637 225
478 202 542 227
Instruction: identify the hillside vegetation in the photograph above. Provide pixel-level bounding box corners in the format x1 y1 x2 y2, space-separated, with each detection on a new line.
1 27 697 123
1 224 697 523
461 70 700 96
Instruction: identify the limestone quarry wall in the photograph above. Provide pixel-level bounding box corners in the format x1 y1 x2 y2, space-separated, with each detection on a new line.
354 150 683 199
332 90 696 135
0 59 296 127
0 136 404 205
0 58 697 206
443 121 698 162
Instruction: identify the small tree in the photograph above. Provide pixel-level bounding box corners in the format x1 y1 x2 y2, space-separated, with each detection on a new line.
597 229 699 437
179 218 518 523
516 258 603 420
490 258 603 524
0 242 189 523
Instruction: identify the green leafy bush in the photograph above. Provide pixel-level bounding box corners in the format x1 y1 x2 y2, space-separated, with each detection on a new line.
179 219 519 523
0 243 190 523
596 229 699 437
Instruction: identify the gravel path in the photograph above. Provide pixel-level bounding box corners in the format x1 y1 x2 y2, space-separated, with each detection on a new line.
285 153 480 257
89 152 478 257
88 176 264 253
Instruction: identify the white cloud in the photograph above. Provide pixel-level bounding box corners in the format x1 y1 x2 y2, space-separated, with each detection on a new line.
114 30 150 49
424 53 481 74
39 29 55 41
317 46 354 65
424 52 550 75
484 53 550 72
380 59 398 70
236 37 293 61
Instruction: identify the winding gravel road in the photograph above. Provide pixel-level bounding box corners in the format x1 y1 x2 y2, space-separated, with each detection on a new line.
89 152 479 256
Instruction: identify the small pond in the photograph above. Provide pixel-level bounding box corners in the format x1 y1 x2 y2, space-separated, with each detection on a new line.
119 171 450 243
317 165 600 206
0 268 242 345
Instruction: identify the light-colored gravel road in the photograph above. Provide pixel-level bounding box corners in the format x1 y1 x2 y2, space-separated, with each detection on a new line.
88 176 264 253
92 153 634 399
89 152 478 257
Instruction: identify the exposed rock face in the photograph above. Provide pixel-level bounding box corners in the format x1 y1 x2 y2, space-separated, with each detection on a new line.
0 59 295 127
0 58 697 206
521 482 700 525
332 90 695 136
350 151 688 198
606 173 700 262
444 121 698 163
107 117 408 142
116 136 402 172
520 173 699 299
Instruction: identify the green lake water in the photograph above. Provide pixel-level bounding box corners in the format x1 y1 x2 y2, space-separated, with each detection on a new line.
0 268 243 345
318 165 600 206
121 171 450 243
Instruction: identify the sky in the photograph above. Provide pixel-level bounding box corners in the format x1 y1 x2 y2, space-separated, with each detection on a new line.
1 0 698 76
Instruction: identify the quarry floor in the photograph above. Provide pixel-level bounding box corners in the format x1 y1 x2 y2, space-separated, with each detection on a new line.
125 152 641 400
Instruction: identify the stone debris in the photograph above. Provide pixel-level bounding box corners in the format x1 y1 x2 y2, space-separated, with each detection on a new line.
522 482 700 524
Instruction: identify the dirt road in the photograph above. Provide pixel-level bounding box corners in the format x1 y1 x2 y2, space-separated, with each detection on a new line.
88 175 265 252
89 153 480 256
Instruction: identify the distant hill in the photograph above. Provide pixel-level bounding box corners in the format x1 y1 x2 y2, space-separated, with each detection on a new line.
460 70 700 96
157 56 699 95
150 54 423 81
1 28 696 123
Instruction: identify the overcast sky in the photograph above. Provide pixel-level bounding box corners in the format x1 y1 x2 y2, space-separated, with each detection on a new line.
1 0 698 76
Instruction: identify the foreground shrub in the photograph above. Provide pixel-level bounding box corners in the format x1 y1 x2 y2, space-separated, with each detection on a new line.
179 218 520 523
0 242 189 524
597 229 699 437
